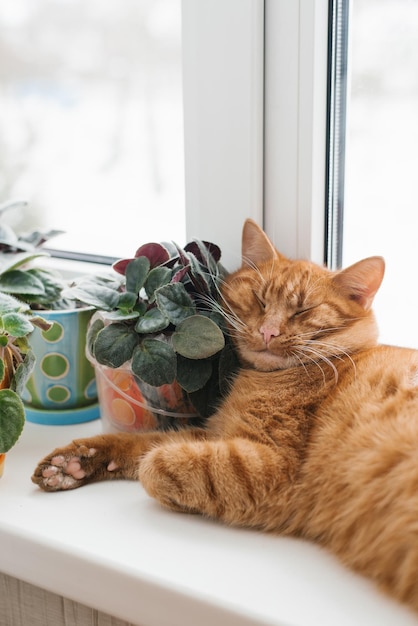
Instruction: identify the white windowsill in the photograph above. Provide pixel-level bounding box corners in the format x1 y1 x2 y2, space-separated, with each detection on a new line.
1 420 417 626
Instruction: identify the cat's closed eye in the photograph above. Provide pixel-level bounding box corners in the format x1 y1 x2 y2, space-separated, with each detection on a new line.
291 306 316 318
252 290 266 310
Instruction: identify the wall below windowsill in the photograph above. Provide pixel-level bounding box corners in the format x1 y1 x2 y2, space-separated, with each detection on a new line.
1 420 417 626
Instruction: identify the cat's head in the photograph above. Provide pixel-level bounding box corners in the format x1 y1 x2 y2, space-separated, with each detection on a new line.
221 219 385 371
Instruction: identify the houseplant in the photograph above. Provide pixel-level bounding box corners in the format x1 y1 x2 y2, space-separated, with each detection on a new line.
0 292 51 476
0 200 104 424
69 238 239 432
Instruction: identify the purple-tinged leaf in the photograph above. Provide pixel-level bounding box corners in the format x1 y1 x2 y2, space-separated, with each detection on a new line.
184 240 221 264
172 266 190 283
134 243 170 268
112 258 133 276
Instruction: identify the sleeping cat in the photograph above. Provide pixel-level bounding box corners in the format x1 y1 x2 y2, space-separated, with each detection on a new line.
32 218 418 614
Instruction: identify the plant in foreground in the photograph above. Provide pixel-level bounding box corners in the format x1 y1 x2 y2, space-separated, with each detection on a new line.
70 239 239 417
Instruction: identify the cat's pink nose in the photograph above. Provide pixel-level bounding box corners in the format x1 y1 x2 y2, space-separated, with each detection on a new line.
260 325 279 344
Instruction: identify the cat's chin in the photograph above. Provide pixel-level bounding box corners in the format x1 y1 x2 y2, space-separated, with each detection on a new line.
241 349 298 372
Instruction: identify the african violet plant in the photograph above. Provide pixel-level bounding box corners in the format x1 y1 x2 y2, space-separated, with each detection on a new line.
70 239 239 417
0 292 51 454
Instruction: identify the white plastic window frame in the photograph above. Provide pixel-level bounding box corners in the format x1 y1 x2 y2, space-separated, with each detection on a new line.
182 0 329 270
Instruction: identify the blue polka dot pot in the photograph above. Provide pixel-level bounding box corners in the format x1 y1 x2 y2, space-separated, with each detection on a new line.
23 306 100 425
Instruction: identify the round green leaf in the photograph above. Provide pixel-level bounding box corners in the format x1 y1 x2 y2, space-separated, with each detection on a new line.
125 257 150 294
131 339 176 387
172 315 225 359
93 324 139 367
144 267 172 302
155 283 195 325
135 308 169 334
0 389 25 453
176 355 212 393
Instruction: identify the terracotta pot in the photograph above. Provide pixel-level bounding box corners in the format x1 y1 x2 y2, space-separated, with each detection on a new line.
0 453 5 478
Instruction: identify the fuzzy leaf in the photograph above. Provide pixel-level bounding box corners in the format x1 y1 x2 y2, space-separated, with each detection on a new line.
155 283 195 325
0 269 46 296
0 389 25 453
87 317 104 357
176 355 212 393
0 292 30 314
144 267 172 302
12 349 36 394
93 324 139 367
134 243 170 268
187 252 211 293
19 268 64 305
117 291 137 311
125 257 150 294
64 277 120 310
2 312 34 337
172 315 225 359
184 240 221 264
135 308 169 334
131 339 176 387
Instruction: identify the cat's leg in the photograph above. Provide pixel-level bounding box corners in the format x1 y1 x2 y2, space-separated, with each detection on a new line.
32 429 208 492
138 437 291 528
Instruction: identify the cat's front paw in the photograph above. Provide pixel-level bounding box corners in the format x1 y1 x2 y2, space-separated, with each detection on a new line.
32 438 121 492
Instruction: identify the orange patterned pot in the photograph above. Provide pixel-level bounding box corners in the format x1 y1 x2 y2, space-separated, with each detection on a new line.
92 359 202 433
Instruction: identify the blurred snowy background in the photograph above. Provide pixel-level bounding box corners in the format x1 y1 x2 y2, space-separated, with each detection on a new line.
0 0 185 257
343 0 418 348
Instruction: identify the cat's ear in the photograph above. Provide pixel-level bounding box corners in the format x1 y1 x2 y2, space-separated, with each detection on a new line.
332 256 385 310
242 219 283 267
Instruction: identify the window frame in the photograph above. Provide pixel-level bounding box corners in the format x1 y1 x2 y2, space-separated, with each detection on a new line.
45 0 329 272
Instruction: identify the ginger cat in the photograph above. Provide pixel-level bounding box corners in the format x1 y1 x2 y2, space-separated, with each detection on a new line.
33 219 418 614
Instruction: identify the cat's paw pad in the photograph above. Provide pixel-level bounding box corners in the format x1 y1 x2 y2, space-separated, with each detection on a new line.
32 443 104 491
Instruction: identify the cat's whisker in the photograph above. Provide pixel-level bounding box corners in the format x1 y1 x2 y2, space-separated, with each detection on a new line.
197 292 247 335
242 256 268 286
290 350 312 379
304 339 357 377
297 344 339 384
294 347 327 384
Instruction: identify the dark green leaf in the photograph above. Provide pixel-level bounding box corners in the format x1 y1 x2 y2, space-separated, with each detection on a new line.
144 267 172 302
93 324 139 367
125 257 150 294
117 291 137 311
176 355 212 393
155 283 195 325
86 316 104 357
0 269 46 296
172 315 225 359
135 308 169 334
22 269 64 305
131 339 176 387
0 389 25 453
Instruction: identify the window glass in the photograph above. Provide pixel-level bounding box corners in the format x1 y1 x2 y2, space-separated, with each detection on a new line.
0 0 184 259
343 0 418 348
